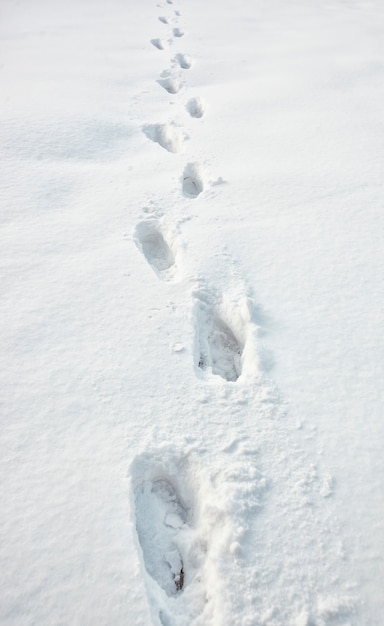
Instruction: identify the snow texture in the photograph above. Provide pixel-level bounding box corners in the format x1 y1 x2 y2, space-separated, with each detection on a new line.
1 0 384 624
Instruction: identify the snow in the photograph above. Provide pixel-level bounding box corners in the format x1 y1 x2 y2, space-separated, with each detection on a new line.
1 0 384 624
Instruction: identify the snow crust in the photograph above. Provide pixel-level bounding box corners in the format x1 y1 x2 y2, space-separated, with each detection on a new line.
1 0 384 624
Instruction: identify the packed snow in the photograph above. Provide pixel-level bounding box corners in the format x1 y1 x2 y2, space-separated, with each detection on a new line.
1 0 384 624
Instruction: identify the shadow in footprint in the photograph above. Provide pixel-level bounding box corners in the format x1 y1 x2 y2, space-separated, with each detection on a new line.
134 219 178 281
151 38 166 50
173 27 184 37
195 296 243 382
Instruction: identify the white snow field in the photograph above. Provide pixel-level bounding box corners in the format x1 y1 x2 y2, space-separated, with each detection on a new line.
1 0 384 624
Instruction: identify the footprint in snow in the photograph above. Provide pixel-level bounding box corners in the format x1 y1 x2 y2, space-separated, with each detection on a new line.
186 96 205 118
131 451 208 610
134 477 188 595
173 27 184 37
132 451 258 624
134 219 179 282
174 53 192 69
157 76 181 94
151 38 166 50
182 163 205 198
158 16 168 24
194 293 244 382
142 122 184 154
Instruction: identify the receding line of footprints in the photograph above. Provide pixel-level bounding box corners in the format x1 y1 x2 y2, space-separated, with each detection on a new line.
136 6 241 382
147 1 205 159
134 216 244 382
133 2 246 619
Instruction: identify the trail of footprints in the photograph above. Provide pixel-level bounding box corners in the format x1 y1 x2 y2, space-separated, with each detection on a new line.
132 2 252 622
147 4 204 154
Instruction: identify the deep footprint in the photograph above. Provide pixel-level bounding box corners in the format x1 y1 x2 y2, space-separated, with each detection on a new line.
134 219 177 281
134 477 189 596
131 451 219 625
195 296 243 381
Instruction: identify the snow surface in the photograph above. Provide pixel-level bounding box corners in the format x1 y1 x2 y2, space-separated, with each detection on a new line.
1 0 384 624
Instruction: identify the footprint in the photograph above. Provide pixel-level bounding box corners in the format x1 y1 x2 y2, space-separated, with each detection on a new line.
132 450 253 624
131 451 209 614
182 163 204 198
158 16 168 24
134 477 188 596
173 27 184 37
157 76 181 94
151 38 166 50
134 219 178 281
142 123 184 154
186 97 205 118
174 53 192 69
194 294 244 382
